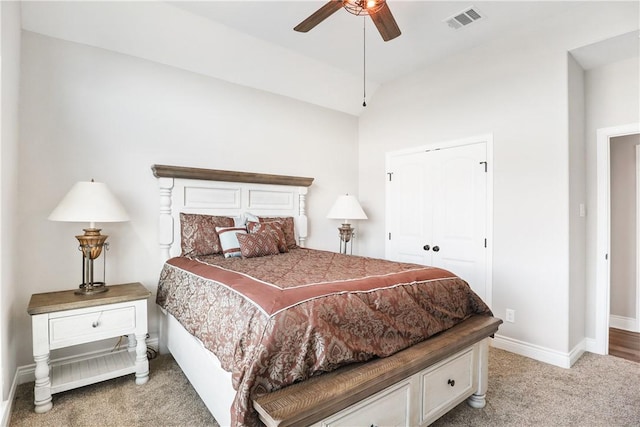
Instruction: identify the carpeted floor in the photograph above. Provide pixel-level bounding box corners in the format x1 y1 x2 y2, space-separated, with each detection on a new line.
9 347 640 426
10 353 218 427
432 347 640 426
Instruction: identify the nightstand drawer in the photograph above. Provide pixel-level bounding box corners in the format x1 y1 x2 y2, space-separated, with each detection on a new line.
49 306 136 349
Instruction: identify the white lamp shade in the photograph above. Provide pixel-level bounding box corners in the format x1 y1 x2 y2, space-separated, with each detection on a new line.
327 194 368 222
48 181 129 224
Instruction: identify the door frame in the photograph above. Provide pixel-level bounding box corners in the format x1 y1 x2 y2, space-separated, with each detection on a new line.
384 133 493 308
636 145 640 332
595 123 640 354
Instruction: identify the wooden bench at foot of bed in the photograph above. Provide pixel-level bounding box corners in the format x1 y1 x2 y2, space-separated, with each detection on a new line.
253 315 502 427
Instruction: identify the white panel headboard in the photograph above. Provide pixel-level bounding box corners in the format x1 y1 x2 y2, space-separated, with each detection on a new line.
152 165 313 261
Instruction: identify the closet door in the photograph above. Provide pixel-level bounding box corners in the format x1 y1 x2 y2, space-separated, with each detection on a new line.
386 151 431 265
386 143 487 301
430 144 487 300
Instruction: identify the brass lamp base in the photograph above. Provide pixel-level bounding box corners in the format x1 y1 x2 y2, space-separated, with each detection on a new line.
338 223 354 243
75 228 110 296
338 223 355 254
75 283 108 295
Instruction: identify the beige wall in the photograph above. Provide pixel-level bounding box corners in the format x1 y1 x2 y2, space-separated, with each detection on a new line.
610 134 639 320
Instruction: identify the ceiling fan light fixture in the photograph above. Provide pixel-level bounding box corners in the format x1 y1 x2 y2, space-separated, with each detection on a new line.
294 0 400 42
343 0 386 16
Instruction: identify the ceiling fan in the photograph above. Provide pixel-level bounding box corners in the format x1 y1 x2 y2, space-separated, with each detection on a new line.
294 0 401 42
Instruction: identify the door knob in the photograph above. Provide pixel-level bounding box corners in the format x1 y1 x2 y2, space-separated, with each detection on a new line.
432 246 440 252
423 245 430 251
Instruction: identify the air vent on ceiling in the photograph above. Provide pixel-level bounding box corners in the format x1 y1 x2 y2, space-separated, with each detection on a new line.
444 6 485 30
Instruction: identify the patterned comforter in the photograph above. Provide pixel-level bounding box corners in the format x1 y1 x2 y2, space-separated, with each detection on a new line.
156 247 492 426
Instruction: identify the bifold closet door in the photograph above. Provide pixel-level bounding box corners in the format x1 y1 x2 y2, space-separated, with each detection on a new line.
386 143 487 300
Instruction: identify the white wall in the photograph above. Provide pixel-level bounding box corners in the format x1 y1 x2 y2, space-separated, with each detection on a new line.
568 54 586 351
585 56 640 336
15 31 359 367
7 0 639 384
0 0 21 419
357 2 638 363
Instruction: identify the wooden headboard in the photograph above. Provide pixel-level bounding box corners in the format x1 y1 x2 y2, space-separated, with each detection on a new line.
152 165 314 261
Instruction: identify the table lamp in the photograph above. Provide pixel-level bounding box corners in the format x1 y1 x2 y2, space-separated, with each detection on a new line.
327 194 368 254
48 180 129 295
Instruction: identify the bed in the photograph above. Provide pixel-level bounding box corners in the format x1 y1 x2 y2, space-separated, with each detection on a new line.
152 164 499 427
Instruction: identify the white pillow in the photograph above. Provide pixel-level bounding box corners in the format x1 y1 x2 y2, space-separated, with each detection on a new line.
243 212 259 223
215 226 247 258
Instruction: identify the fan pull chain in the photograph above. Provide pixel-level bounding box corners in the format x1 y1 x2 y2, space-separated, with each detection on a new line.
362 16 367 107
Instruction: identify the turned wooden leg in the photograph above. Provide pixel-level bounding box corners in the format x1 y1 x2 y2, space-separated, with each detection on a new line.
134 333 149 385
127 334 137 352
33 353 52 413
467 338 488 409
32 314 52 413
467 393 486 409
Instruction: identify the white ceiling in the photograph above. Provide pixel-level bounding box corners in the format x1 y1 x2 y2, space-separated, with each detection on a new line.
169 0 582 85
20 1 639 115
570 29 640 70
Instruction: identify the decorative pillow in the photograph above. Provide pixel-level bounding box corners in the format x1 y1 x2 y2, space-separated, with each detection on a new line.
233 216 246 227
258 216 297 249
237 231 280 258
247 221 288 253
244 212 259 223
180 213 234 256
215 226 247 258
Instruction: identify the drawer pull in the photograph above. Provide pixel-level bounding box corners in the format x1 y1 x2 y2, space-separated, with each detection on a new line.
447 379 455 387
92 312 103 328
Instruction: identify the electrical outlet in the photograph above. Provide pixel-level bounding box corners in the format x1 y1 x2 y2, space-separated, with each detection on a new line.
506 309 515 323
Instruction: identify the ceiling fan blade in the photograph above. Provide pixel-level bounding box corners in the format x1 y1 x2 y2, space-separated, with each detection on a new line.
294 1 344 33
370 3 401 41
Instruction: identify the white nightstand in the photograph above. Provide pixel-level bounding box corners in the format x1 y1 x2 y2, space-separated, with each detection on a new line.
27 282 151 413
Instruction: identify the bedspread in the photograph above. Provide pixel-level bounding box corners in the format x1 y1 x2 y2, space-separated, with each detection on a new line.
156 247 492 426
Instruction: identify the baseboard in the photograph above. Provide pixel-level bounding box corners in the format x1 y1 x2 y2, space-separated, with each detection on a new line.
0 399 8 427
584 337 600 354
15 334 159 386
492 334 585 368
1 365 20 427
609 315 639 332
568 339 586 366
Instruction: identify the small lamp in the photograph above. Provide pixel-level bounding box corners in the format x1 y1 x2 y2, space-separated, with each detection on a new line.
49 180 129 295
327 194 368 254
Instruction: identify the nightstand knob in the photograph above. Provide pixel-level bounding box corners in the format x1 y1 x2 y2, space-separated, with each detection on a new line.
92 321 99 328
447 379 455 387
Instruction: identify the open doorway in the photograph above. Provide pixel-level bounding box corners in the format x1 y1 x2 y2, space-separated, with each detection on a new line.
608 133 640 363
595 124 640 356
610 133 640 332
